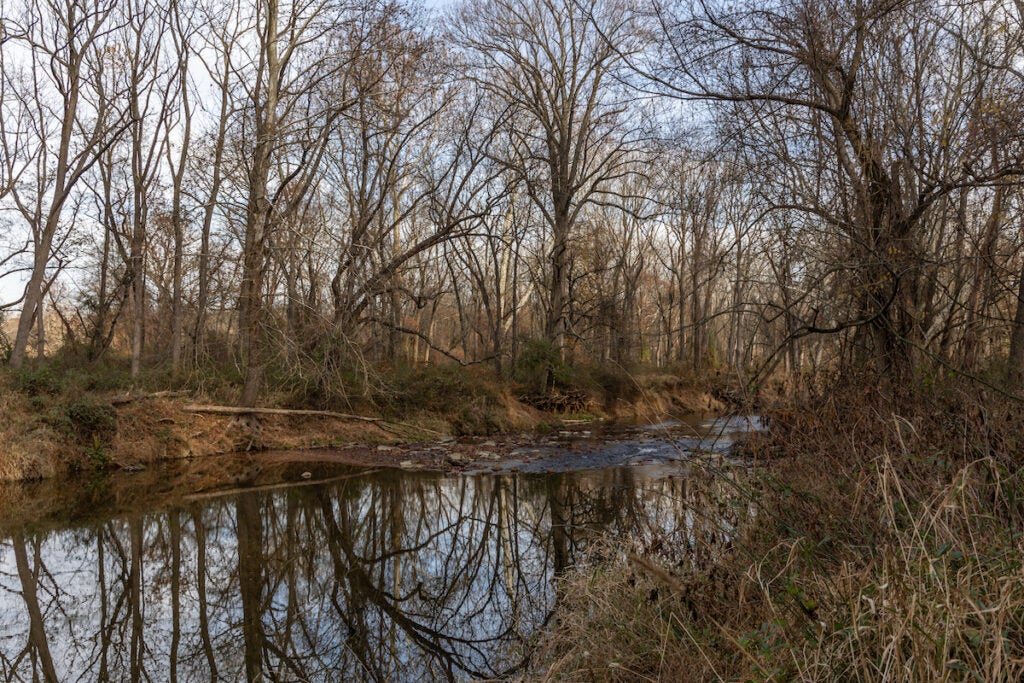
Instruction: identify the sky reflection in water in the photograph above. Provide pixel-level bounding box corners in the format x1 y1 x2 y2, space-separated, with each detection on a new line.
0 425 753 682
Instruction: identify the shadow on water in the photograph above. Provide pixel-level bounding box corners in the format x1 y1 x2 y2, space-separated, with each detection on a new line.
0 419 758 682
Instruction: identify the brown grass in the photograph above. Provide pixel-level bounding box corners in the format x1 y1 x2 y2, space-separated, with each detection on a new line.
533 380 1024 682
0 376 61 480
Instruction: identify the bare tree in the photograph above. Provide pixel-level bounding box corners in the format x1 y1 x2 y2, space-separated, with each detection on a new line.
120 0 176 379
643 0 1024 378
165 0 194 375
453 0 645 384
234 0 371 406
2 0 131 369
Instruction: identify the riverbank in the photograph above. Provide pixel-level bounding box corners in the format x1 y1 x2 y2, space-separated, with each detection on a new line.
532 379 1024 681
0 414 758 539
0 360 726 482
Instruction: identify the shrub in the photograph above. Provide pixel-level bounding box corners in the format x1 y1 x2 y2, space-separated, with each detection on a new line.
14 363 65 396
513 339 573 392
64 399 117 444
573 362 639 402
84 435 111 469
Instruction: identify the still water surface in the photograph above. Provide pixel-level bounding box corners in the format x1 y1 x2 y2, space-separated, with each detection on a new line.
0 417 758 682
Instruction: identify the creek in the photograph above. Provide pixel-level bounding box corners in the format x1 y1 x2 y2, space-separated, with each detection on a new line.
0 415 761 682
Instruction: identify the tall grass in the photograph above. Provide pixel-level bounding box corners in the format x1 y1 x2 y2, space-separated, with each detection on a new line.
534 381 1024 681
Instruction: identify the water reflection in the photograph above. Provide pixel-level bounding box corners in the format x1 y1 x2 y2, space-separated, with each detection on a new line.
0 465 746 682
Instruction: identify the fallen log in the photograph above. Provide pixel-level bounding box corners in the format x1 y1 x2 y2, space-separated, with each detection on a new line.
177 404 445 436
179 404 383 422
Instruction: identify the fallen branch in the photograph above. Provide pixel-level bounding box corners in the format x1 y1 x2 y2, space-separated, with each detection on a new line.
111 390 191 405
177 403 445 436
179 404 383 422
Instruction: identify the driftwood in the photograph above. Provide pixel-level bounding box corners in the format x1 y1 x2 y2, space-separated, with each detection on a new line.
179 404 383 422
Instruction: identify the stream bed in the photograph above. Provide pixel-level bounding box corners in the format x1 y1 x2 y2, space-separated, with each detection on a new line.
0 415 762 682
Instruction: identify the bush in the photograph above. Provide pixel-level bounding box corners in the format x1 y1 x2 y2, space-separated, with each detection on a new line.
379 364 509 434
84 435 111 469
513 339 573 392
10 355 134 398
573 362 639 402
14 363 65 396
64 399 117 444
76 358 132 392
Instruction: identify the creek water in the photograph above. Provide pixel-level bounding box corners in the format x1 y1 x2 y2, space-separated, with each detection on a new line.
0 415 761 682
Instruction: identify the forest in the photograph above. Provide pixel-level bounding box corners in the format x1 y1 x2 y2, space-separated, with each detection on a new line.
2 0 1022 401
3 0 1024 680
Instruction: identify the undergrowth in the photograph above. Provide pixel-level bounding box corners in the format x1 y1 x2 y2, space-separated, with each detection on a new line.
533 379 1024 682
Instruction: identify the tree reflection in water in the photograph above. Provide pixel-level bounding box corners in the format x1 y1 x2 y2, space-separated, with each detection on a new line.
0 465 745 682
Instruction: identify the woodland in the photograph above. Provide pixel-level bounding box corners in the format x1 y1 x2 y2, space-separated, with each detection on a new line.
3 0 1023 402
4 1 1024 680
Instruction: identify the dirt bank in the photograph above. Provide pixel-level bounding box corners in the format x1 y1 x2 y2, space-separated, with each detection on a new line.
0 369 725 482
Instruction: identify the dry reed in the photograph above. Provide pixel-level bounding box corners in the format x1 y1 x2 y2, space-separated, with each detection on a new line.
533 382 1024 682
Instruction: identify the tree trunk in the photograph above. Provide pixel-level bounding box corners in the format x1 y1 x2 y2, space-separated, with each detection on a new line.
11 211 59 369
1008 261 1024 384
238 0 280 407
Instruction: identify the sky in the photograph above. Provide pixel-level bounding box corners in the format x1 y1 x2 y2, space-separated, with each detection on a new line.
0 0 462 321
0 244 26 315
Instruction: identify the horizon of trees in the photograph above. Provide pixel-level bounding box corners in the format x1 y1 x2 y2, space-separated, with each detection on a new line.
2 0 1024 405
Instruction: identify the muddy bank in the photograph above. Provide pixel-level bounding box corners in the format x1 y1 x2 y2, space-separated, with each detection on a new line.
0 414 758 536
0 372 726 482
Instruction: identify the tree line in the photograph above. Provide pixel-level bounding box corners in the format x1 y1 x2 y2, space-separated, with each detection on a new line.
2 0 1024 405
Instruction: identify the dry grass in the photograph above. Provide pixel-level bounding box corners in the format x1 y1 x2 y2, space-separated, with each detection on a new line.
0 375 61 480
534 381 1024 682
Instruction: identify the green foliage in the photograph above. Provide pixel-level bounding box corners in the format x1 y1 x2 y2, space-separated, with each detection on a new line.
179 360 246 404
14 363 65 396
572 363 639 402
513 339 572 391
64 399 117 444
76 359 133 392
512 339 647 404
84 435 111 470
381 364 508 435
10 355 133 397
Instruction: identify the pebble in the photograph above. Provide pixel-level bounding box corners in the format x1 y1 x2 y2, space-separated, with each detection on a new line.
301 471 312 479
